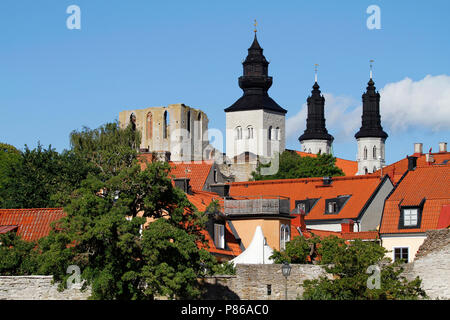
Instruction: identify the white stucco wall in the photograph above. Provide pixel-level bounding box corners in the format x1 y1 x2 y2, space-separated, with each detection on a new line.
380 234 427 263
226 110 285 159
300 139 332 155
356 137 386 175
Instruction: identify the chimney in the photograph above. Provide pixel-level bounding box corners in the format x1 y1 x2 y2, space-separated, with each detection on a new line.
341 219 354 233
210 183 230 198
439 142 447 153
407 156 418 171
413 143 423 155
323 176 332 186
173 178 192 194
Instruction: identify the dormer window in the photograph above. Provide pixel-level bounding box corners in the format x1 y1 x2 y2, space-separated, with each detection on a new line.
295 198 319 215
325 195 351 215
400 208 420 228
328 201 338 213
214 223 225 249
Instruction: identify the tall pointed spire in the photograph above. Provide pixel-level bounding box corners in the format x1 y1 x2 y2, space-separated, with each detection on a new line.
354 69 388 139
224 26 286 114
298 66 334 143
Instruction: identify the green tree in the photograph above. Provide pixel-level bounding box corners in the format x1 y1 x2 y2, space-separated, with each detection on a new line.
0 232 39 275
251 151 344 181
0 143 93 209
270 236 319 264
301 237 427 300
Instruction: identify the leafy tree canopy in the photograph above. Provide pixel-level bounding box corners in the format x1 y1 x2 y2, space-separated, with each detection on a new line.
251 151 344 181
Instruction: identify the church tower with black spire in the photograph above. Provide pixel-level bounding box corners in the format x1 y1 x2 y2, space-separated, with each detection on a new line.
298 66 334 154
354 63 388 175
225 28 287 161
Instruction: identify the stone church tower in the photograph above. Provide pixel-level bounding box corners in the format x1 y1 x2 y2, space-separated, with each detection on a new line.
354 75 388 175
298 75 334 155
225 33 287 162
119 103 211 162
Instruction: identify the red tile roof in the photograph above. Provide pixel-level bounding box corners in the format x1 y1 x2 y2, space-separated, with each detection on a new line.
295 151 358 176
186 191 242 258
0 208 65 241
228 175 386 221
380 164 450 234
373 152 450 184
169 161 213 191
437 205 450 229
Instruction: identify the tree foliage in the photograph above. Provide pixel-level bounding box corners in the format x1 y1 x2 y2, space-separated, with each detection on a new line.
0 232 39 276
300 236 427 300
251 151 344 181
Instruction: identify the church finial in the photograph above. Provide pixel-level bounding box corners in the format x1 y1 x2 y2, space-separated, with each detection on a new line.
254 19 257 34
314 64 319 83
369 59 374 79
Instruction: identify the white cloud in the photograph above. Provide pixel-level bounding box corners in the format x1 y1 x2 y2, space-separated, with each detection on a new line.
380 74 450 132
286 74 450 144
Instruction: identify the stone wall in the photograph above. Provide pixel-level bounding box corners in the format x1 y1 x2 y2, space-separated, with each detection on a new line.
0 276 91 300
200 264 328 300
404 229 450 299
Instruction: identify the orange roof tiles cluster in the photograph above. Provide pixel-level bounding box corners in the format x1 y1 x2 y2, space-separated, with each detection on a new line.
0 208 65 241
169 161 214 191
380 164 450 234
373 151 450 184
228 174 386 221
437 205 450 229
295 151 358 176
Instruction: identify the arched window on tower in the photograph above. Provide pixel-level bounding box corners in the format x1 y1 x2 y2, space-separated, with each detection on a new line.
373 146 377 159
364 146 368 160
129 113 136 131
364 167 368 175
197 113 202 140
268 126 272 140
276 127 280 140
187 110 191 138
373 166 377 173
146 112 153 140
235 126 242 140
247 126 253 139
163 110 169 139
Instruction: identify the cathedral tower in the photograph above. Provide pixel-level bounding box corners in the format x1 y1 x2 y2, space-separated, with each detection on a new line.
225 32 287 161
354 67 388 175
298 68 334 154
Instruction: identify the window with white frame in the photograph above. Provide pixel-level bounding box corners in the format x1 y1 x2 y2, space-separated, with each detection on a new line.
280 224 290 251
235 126 242 140
403 208 418 227
394 247 409 262
214 223 225 249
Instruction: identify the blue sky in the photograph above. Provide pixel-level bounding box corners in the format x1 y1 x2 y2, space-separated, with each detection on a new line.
1 0 449 164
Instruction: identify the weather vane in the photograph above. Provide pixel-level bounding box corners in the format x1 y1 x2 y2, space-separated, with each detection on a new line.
314 64 319 83
370 59 374 79
254 19 257 33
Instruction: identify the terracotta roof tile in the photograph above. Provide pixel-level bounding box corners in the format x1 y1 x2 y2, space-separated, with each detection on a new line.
169 161 213 191
380 165 450 234
228 175 385 221
0 208 65 241
437 205 450 229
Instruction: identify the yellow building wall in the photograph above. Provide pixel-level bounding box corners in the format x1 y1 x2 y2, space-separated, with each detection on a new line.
381 235 427 263
230 218 292 251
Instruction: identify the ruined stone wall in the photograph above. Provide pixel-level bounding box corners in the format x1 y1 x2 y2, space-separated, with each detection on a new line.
200 264 328 300
0 276 91 300
404 229 450 299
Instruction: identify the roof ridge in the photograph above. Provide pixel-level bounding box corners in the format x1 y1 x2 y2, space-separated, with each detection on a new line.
0 208 64 213
229 174 380 186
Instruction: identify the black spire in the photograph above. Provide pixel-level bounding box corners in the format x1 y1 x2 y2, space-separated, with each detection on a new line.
224 34 287 114
354 78 388 139
298 81 334 142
